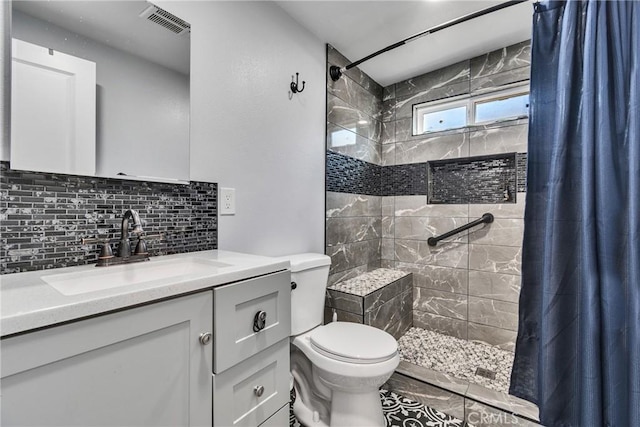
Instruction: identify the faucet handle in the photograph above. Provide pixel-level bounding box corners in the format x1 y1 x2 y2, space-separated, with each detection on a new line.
80 236 111 245
80 237 114 265
99 242 114 259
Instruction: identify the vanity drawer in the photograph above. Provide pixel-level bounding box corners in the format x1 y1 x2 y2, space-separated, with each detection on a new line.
213 270 291 373
259 402 290 426
213 338 290 427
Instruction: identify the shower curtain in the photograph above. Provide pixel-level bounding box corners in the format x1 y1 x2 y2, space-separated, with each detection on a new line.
510 1 639 426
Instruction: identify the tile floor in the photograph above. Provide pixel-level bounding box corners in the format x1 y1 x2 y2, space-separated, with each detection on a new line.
397 327 514 393
290 388 469 427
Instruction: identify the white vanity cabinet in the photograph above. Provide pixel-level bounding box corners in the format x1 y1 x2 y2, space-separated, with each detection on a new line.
212 270 292 427
0 291 214 427
0 262 292 427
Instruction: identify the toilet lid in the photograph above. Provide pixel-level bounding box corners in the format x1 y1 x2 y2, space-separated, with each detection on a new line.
310 322 398 364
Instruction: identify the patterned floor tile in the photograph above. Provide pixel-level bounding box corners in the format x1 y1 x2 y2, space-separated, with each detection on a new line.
290 388 469 427
397 327 513 393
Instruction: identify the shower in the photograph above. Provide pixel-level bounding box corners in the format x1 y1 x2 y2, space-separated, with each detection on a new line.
324 2 537 420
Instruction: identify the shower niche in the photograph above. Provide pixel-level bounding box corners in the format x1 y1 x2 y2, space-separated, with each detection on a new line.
427 153 519 204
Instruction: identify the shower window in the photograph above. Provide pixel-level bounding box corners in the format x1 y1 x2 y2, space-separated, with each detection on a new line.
473 90 530 124
414 97 468 134
412 83 529 135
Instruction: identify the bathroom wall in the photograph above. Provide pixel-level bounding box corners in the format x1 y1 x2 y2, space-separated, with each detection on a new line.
2 1 327 273
0 162 217 274
161 1 326 257
325 45 383 286
326 41 530 351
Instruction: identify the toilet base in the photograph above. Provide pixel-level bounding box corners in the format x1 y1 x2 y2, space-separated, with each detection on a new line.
293 386 384 427
329 389 385 427
292 384 329 427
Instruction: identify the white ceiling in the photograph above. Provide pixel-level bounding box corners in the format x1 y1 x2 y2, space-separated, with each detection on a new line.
276 1 533 87
12 0 190 75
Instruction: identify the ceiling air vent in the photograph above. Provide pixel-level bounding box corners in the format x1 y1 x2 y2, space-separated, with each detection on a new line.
139 4 190 36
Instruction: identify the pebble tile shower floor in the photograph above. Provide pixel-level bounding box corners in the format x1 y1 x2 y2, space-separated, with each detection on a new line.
397 327 514 393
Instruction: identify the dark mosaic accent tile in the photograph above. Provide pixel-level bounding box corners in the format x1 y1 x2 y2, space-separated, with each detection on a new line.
516 153 527 192
1 162 217 274
381 164 428 196
326 150 522 202
326 150 381 196
428 154 517 204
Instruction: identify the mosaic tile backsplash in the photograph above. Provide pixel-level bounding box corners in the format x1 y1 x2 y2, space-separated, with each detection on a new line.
1 162 218 274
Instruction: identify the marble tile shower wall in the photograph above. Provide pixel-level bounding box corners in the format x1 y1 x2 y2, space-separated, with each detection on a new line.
1 162 218 274
382 41 531 351
326 45 384 286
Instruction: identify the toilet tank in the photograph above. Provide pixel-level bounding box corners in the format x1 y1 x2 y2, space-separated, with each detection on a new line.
284 253 331 336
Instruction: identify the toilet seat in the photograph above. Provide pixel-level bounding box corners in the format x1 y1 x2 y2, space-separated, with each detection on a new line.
310 322 397 364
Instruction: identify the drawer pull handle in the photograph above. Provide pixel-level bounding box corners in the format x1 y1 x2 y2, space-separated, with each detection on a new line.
199 332 212 345
253 310 267 332
254 385 265 397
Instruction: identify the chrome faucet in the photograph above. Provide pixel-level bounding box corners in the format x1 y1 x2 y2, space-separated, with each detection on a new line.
117 209 144 257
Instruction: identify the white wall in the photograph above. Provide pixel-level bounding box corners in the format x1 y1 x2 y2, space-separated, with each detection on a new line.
159 1 326 256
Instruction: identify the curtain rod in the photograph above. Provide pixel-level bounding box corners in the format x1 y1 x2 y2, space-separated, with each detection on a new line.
329 0 529 81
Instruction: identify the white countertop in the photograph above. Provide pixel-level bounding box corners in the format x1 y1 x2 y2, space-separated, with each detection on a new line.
0 250 289 337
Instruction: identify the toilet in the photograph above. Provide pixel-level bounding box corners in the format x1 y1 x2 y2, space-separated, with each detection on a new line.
285 253 399 427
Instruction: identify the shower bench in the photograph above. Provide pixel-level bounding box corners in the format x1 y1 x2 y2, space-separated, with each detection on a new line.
325 268 412 339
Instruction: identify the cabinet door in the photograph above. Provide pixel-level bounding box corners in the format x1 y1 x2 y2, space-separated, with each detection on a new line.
11 38 96 176
0 291 213 427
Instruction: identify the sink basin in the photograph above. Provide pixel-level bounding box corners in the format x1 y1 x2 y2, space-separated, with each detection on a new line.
42 258 231 296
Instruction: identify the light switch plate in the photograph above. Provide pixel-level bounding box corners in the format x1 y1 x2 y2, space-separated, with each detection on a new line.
220 188 235 215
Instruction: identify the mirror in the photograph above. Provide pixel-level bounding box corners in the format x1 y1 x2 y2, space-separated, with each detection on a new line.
11 0 190 183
